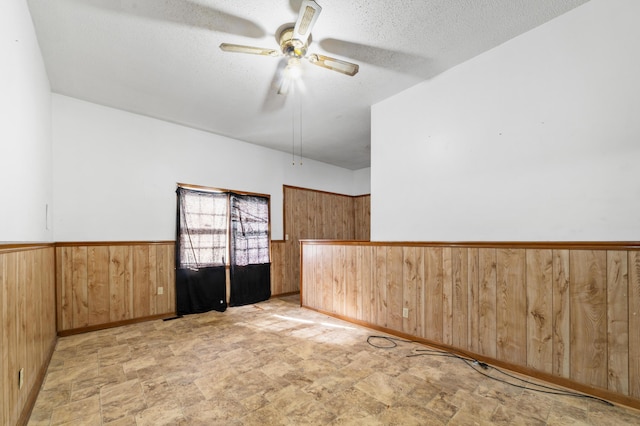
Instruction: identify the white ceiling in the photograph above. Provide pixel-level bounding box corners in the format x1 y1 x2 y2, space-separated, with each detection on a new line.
27 0 589 170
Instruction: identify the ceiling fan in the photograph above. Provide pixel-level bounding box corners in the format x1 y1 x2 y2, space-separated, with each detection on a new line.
219 0 359 94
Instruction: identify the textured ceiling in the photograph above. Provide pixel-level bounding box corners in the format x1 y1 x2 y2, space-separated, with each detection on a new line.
27 0 589 170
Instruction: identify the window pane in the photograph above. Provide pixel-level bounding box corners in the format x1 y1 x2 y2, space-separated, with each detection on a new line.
230 194 270 266
178 188 228 268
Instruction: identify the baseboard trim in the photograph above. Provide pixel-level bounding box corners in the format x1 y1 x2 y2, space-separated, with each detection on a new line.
17 336 57 426
57 313 177 337
272 291 300 299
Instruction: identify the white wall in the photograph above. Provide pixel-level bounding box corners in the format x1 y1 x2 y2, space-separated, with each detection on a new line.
353 167 371 195
372 0 640 241
53 95 363 241
0 0 52 242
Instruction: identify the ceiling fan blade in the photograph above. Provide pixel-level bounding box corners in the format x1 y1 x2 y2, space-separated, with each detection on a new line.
308 54 359 76
320 38 432 78
219 43 280 57
293 0 322 45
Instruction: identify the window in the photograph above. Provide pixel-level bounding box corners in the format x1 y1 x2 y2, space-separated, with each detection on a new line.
178 189 228 268
176 186 270 268
230 194 270 267
176 185 272 312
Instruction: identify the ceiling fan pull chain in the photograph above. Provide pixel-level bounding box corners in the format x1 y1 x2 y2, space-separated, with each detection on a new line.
292 92 296 166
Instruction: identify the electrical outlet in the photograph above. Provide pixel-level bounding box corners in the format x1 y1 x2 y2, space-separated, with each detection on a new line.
402 307 409 318
157 287 164 295
285 234 289 241
19 368 24 389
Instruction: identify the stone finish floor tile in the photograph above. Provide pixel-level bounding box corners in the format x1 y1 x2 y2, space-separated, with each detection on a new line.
29 294 640 425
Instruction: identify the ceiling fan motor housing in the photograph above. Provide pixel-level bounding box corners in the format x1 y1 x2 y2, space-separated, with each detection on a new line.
279 27 308 58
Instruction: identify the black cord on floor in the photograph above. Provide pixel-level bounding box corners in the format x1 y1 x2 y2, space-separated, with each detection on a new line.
367 335 614 407
366 335 415 348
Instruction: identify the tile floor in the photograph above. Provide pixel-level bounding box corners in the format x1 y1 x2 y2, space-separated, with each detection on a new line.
29 295 640 425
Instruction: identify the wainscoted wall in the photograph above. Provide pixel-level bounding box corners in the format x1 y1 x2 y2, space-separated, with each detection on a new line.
270 240 288 296
353 195 371 242
1 244 57 426
54 235 313 335
283 185 370 294
55 242 175 334
300 241 640 408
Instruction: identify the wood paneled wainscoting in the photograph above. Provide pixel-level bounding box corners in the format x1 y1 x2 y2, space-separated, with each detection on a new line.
300 241 640 409
270 240 289 296
55 242 176 335
1 244 57 426
283 185 370 294
56 239 310 335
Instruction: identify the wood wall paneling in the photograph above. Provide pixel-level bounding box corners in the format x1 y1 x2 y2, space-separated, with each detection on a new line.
133 245 150 318
1 245 57 426
526 249 553 374
1 253 5 425
320 246 334 314
402 246 420 336
148 245 159 315
442 248 453 346
353 246 363 321
157 244 174 315
451 248 468 350
332 245 346 315
17 251 28 412
306 191 316 239
478 248 497 359
88 246 110 325
606 251 629 395
374 246 388 328
354 196 371 241
629 251 640 398
298 241 640 409
304 244 315 309
55 242 175 333
55 248 65 335
311 244 321 309
496 249 527 365
108 245 128 322
467 248 479 354
281 186 371 296
423 247 444 343
386 247 403 331
552 249 571 378
270 241 287 296
312 246 325 312
332 196 343 240
570 250 607 389
344 246 358 319
4 252 18 424
358 246 373 323
72 246 89 328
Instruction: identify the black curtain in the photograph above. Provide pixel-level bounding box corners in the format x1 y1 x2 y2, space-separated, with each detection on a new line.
176 267 226 315
175 187 227 315
229 193 271 306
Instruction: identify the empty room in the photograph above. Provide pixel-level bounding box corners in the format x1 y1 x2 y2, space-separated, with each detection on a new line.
2 0 640 424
